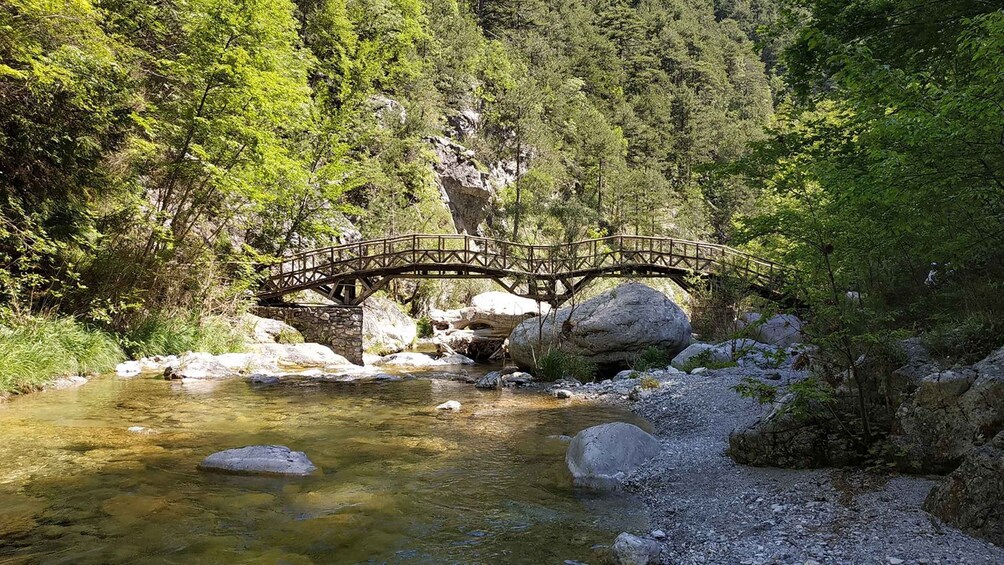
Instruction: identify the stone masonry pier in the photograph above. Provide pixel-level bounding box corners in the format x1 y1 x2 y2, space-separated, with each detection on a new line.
255 305 363 365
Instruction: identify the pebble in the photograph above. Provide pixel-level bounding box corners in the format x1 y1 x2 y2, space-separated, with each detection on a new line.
617 365 1004 565
435 400 461 411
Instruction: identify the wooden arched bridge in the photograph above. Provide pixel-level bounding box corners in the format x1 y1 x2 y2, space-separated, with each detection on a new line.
257 233 790 306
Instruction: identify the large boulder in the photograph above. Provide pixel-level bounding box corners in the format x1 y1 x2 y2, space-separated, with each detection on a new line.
509 283 692 374
894 345 1004 473
241 313 302 344
737 313 805 347
565 422 661 489
670 343 728 370
198 445 318 476
431 292 549 360
362 295 417 355
728 392 862 468
923 431 1004 546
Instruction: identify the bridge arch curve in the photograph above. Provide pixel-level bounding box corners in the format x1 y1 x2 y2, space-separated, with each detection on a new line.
257 233 789 306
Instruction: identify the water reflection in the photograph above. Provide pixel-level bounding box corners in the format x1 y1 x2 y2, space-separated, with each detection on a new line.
0 372 649 564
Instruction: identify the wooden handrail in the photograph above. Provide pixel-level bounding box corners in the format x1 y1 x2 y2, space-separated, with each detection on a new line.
261 233 789 302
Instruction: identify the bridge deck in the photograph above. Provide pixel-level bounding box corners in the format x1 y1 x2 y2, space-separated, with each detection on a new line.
258 233 787 305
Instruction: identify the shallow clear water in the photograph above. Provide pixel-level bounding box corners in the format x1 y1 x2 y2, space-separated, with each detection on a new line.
0 370 649 564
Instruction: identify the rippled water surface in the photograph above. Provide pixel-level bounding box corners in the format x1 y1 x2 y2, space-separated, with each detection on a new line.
0 370 649 564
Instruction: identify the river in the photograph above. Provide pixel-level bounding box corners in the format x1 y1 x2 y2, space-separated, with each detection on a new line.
0 368 650 564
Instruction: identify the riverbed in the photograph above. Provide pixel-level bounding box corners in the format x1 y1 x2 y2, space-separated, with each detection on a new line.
0 372 649 564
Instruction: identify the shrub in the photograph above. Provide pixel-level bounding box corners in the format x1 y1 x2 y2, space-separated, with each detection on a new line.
632 346 670 371
120 314 246 358
416 316 434 338
536 349 597 382
922 311 1002 364
276 327 304 344
639 375 661 389
0 312 123 395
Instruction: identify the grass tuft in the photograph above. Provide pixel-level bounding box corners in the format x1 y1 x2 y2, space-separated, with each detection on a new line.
0 312 123 395
119 314 246 358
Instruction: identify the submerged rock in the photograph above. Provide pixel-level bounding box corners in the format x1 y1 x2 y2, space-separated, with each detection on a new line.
475 371 503 389
436 400 462 411
509 282 692 374
198 445 318 477
611 532 662 565
565 422 661 489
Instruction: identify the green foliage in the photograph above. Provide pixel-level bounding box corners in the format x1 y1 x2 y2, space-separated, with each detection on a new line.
535 349 597 382
732 376 778 405
717 1 1004 444
0 312 123 395
416 316 434 339
119 314 246 358
632 346 670 372
276 328 305 345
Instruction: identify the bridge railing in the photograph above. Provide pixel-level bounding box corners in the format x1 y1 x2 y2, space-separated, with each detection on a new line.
265 233 784 294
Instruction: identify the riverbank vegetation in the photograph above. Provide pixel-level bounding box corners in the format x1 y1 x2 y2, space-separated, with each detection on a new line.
3 0 1004 395
0 312 122 395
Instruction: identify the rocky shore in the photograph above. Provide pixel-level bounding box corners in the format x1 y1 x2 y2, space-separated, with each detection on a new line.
585 365 1004 564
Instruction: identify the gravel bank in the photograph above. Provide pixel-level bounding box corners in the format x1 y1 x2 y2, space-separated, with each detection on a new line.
617 367 1004 565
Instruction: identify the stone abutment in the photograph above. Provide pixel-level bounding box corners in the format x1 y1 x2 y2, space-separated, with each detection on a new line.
255 305 363 365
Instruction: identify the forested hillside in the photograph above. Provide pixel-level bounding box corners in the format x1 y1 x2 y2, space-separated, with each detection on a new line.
3 0 1004 383
1 0 774 324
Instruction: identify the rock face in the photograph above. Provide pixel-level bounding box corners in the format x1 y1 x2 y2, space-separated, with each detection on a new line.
924 430 1004 546
167 344 355 379
432 292 549 360
362 295 416 355
728 393 861 468
430 136 514 235
565 422 661 488
894 345 1004 473
611 533 662 565
198 445 318 476
509 283 692 374
737 313 804 347
241 313 302 344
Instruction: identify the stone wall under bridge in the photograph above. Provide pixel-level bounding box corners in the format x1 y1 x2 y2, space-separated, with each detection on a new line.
254 305 363 365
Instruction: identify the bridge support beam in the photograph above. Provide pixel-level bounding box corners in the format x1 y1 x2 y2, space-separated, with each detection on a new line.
255 305 364 365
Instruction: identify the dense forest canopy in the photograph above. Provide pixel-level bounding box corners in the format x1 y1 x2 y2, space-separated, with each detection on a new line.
2 0 1003 360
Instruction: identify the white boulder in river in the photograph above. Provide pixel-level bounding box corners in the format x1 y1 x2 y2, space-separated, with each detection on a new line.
198 445 318 476
508 282 692 372
565 422 661 488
